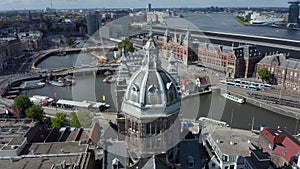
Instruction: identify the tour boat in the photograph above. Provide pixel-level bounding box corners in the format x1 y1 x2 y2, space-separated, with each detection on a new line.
20 80 46 89
221 93 245 104
103 75 115 83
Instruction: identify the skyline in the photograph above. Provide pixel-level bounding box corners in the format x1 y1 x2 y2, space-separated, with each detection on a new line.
0 0 293 10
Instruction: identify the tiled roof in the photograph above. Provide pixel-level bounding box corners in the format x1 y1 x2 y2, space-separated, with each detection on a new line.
88 122 101 144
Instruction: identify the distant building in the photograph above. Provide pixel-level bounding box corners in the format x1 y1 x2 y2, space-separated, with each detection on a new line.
147 3 151 12
18 31 43 51
256 53 300 90
87 12 101 36
0 37 23 73
288 1 300 27
258 127 300 168
198 42 262 79
146 11 170 24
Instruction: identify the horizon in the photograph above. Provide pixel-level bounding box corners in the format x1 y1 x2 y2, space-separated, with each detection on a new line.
0 0 291 11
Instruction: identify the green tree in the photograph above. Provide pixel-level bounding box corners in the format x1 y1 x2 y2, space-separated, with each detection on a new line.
51 112 67 128
258 67 271 83
76 109 93 128
11 95 33 118
25 105 45 123
69 112 81 128
118 39 134 53
65 36 73 46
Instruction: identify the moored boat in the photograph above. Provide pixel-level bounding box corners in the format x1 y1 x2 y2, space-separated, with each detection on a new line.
221 93 245 104
103 75 115 83
47 80 65 87
20 80 46 89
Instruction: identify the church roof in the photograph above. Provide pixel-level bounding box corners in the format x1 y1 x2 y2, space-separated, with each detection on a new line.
121 30 181 118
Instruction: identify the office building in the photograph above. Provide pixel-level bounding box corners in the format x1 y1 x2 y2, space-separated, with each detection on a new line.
288 1 300 27
87 12 101 36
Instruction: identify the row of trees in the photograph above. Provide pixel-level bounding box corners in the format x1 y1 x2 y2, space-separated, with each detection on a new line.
10 95 93 128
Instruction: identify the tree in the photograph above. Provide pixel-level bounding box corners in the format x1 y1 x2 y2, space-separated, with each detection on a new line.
11 95 33 118
25 104 45 123
69 112 81 128
76 109 93 128
118 39 134 53
51 112 67 128
258 67 271 83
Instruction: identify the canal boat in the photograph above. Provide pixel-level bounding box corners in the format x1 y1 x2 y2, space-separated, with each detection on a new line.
47 80 65 87
103 75 115 83
221 93 245 104
20 80 46 89
30 95 55 105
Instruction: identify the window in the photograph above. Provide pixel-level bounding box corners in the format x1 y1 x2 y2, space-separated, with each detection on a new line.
212 163 215 167
186 156 194 168
112 158 119 169
230 165 234 169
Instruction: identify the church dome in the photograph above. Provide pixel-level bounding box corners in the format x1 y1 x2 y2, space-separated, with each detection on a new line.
121 33 181 118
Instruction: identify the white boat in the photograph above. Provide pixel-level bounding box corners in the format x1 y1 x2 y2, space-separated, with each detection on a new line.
221 93 245 104
82 100 110 111
47 80 65 87
103 75 115 83
32 95 54 103
30 95 54 105
20 80 46 89
250 17 284 26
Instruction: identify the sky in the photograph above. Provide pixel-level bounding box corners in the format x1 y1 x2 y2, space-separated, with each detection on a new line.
0 0 292 10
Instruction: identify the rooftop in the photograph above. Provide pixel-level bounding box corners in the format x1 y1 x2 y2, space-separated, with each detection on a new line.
0 154 85 169
21 141 87 155
204 126 259 157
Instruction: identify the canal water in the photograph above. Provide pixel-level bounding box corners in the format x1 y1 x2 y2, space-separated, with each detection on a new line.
21 51 300 134
36 53 95 69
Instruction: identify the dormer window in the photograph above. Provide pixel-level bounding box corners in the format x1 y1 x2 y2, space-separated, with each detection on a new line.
148 85 158 94
186 155 194 168
112 158 119 169
131 83 140 92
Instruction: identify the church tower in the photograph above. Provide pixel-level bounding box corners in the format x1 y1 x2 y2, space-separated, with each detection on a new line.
115 48 131 113
121 27 181 159
167 51 178 82
182 30 192 65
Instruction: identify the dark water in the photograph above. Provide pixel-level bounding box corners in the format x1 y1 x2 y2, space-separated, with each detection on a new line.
181 92 299 134
21 75 117 112
36 53 95 69
22 77 300 134
182 13 300 40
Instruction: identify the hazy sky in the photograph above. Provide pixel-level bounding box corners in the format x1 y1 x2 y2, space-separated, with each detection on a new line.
0 0 291 10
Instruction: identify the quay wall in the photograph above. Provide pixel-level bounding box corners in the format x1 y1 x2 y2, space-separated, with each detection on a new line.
31 48 83 71
220 86 300 120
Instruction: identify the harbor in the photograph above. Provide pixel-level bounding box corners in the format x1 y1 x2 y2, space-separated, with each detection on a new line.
0 43 298 134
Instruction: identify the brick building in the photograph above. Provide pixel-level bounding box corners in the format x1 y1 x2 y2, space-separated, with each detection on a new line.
157 29 198 66
198 42 262 79
258 127 300 168
256 53 300 90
